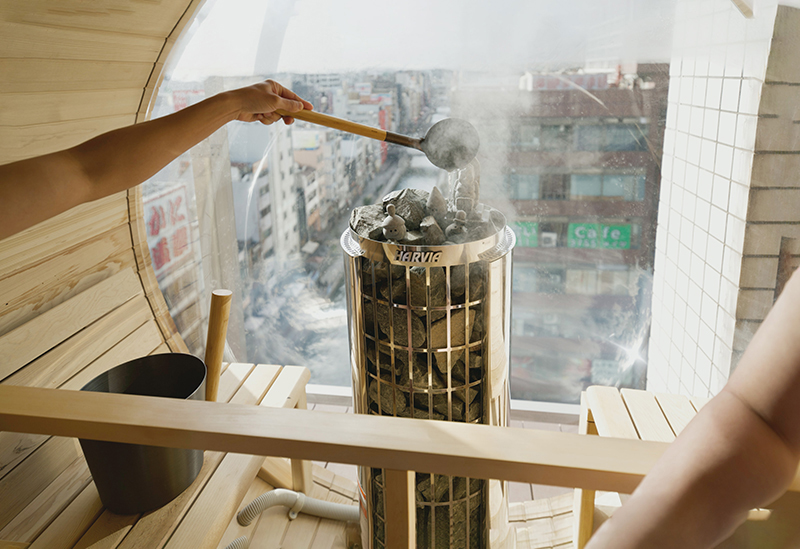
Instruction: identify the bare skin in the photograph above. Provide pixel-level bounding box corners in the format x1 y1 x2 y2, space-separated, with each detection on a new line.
0 80 313 240
587 270 800 548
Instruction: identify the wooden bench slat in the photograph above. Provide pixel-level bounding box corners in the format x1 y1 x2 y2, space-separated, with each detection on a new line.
585 386 638 439
164 365 290 549
0 540 30 548
72 508 137 549
22 364 244 547
308 485 357 549
27 483 103 549
0 316 160 484
654 393 697 436
0 458 90 543
0 438 81 530
573 392 596 549
620 389 676 443
0 268 142 381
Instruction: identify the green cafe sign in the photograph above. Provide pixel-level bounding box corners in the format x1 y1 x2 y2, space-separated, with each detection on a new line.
568 223 631 249
511 221 538 247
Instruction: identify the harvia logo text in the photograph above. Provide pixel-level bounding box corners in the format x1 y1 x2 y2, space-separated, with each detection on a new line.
394 250 443 263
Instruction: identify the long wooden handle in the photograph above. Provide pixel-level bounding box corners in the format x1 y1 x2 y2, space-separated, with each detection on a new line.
276 109 388 142
204 289 232 402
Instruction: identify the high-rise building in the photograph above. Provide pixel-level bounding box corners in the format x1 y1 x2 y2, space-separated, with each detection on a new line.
452 64 669 403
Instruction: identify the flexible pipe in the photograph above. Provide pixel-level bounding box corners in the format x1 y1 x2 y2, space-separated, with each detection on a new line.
237 488 360 526
224 536 249 549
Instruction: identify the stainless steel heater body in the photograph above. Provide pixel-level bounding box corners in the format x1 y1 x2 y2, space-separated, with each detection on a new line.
341 222 516 549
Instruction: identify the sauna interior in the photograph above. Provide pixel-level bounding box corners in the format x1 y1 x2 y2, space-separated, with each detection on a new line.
3 0 800 547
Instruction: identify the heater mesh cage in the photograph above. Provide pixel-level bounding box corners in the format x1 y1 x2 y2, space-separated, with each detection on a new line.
342 225 515 549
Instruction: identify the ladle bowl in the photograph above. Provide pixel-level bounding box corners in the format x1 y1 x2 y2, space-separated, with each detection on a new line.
276 109 480 171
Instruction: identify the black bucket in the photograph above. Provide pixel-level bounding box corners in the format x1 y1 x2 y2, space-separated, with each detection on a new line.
79 353 206 514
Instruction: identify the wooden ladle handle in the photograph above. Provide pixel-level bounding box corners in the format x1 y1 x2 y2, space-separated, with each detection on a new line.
276 109 388 142
204 289 232 402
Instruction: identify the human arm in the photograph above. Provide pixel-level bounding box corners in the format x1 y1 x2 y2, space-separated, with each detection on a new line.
587 270 800 549
0 79 313 240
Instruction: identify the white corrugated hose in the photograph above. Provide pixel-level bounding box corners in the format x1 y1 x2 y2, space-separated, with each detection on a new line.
223 488 359 549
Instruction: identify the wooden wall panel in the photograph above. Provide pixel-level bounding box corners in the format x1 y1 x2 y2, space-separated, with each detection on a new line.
0 0 205 535
0 89 145 127
0 115 137 163
1 0 194 38
0 225 136 336
0 193 129 277
0 60 154 94
0 20 163 62
0 268 143 381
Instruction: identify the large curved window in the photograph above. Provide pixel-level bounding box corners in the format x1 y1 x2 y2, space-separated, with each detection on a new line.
142 0 700 404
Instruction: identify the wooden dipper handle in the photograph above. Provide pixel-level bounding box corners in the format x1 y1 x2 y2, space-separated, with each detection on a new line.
276 109 388 141
204 289 232 402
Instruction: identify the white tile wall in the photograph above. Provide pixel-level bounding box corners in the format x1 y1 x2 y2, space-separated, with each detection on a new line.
646 0 779 396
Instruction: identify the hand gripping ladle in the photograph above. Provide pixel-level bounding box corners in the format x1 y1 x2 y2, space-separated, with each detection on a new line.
276 109 480 171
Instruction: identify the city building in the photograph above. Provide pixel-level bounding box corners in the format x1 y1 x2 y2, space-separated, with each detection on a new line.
452 64 669 403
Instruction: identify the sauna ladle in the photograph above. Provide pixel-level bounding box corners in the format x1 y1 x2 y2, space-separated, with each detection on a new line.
276 109 480 171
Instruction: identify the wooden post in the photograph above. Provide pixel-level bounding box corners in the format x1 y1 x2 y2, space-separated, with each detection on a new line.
384 469 415 549
574 392 598 548
291 391 314 494
204 289 232 402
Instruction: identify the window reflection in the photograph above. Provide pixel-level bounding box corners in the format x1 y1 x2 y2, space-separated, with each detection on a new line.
143 1 673 404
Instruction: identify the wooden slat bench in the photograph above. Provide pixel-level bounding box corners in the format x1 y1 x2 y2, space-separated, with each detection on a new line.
0 362 312 549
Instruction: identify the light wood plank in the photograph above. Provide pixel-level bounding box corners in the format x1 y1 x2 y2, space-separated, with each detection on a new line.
573 393 596 549
0 433 49 482
28 483 104 549
126 186 188 354
243 494 291 548
292 391 314 495
279 481 328 549
308 488 355 549
585 386 639 439
72 508 139 549
0 116 136 164
0 384 687 495
384 469 415 549
0 59 154 94
0 437 82 530
0 20 162 62
115 367 262 549
258 457 293 490
0 266 142 380
164 365 284 549
261 365 311 409
0 193 128 280
2 0 191 38
5 296 151 390
215 477 273 549
620 389 676 443
0 224 135 336
2 324 163 486
0 89 144 127
0 541 29 548
654 393 697 436
60 320 164 391
0 458 90 543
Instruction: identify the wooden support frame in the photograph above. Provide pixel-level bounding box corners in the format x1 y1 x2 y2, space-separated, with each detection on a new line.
3 384 800 502
384 469 415 549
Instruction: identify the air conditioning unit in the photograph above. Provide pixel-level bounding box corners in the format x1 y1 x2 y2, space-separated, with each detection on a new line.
540 232 558 247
